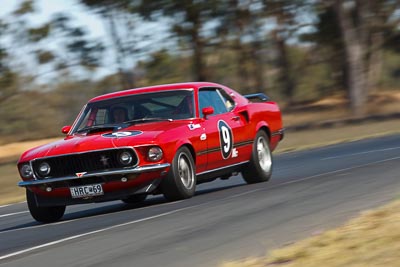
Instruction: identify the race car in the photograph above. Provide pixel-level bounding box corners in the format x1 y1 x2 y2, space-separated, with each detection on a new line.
17 82 284 223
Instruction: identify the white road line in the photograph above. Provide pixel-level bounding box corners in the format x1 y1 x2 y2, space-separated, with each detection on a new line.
0 211 29 218
0 209 184 261
2 155 400 261
226 156 400 199
0 200 183 235
0 202 26 209
321 147 400 160
276 155 400 187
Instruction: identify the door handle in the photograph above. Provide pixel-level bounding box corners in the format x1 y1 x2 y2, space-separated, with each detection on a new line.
231 116 240 121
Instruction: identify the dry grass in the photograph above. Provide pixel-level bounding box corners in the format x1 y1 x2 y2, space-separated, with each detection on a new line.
221 200 400 267
276 119 400 153
283 91 400 126
0 137 59 164
0 163 26 205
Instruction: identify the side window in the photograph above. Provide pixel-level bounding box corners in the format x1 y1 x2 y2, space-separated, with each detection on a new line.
199 88 234 115
219 90 235 112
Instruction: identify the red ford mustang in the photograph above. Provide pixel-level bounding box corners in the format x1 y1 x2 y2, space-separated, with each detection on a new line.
17 82 284 222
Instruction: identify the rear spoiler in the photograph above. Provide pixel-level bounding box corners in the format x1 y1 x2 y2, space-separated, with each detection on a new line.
244 93 270 102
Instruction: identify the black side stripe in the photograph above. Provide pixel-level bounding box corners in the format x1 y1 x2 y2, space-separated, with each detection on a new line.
196 139 253 156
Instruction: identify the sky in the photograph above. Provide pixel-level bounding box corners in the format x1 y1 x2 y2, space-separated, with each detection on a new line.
1 0 110 80
2 0 173 81
3 0 106 38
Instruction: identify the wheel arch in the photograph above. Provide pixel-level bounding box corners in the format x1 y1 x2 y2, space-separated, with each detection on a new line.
255 122 271 140
178 143 196 164
173 140 196 164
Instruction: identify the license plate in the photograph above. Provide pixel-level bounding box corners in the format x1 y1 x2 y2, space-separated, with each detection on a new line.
70 184 104 198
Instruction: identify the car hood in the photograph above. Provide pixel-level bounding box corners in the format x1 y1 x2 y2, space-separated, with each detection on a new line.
19 120 191 162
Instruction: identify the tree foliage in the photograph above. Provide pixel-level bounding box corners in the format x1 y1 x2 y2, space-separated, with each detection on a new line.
0 0 400 142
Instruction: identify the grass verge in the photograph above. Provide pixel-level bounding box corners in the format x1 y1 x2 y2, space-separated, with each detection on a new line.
0 163 26 205
221 199 400 267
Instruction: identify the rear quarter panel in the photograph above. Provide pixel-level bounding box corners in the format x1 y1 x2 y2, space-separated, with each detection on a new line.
245 101 283 151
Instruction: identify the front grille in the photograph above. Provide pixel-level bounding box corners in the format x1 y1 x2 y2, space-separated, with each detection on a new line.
32 148 138 179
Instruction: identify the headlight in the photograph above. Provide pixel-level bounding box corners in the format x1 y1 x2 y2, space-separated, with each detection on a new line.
19 164 33 179
148 146 163 162
38 162 51 176
119 151 133 166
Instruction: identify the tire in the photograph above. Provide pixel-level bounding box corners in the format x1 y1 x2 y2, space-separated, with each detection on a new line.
121 194 147 204
242 131 273 184
162 146 196 201
26 189 66 223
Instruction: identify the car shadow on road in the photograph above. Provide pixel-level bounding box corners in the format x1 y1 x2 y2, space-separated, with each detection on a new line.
0 183 245 232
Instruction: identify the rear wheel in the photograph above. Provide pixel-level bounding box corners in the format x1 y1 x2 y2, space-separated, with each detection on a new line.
242 131 273 184
26 189 66 223
162 147 196 201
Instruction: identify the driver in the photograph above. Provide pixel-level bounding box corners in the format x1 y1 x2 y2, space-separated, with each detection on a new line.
111 107 128 123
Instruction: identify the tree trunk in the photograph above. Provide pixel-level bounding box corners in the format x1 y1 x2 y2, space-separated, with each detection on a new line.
249 40 265 92
191 17 207 81
234 38 251 91
367 32 383 93
334 0 367 116
106 11 134 89
273 30 294 104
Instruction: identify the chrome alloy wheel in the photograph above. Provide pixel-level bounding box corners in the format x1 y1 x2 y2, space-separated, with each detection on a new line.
178 153 195 190
257 135 272 173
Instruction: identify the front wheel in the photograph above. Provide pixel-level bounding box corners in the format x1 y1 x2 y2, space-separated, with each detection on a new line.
162 147 196 201
242 131 273 184
26 189 66 223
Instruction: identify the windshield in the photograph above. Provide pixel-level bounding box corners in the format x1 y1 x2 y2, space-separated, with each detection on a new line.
71 89 195 134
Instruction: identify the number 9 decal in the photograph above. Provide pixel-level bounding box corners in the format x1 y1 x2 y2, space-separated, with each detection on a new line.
218 120 233 159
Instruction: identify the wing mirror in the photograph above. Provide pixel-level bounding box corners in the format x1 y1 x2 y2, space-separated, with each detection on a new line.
61 125 72 134
202 107 214 119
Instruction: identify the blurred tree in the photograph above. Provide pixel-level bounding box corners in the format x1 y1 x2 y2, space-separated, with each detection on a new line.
50 14 104 71
332 0 399 116
300 5 347 94
263 0 311 105
138 49 191 85
139 0 220 81
364 0 400 92
0 0 105 142
80 0 142 89
0 18 19 105
1 0 104 82
215 0 267 92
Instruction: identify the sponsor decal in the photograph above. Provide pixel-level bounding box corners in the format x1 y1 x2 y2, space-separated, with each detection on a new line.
232 148 238 158
76 172 87 178
218 120 233 159
188 123 201 130
200 133 207 141
102 130 142 138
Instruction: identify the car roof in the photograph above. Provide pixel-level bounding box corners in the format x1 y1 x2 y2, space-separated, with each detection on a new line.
89 82 225 103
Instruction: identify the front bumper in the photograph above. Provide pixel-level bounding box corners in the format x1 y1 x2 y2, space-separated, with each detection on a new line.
18 163 170 187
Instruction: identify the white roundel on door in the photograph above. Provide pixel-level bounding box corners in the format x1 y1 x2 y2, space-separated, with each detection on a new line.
218 120 233 159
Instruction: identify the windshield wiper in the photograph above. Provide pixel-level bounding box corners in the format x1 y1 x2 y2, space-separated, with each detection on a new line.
75 118 172 133
75 125 122 134
123 118 173 125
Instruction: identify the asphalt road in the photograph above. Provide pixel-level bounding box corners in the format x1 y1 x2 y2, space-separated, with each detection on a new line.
1 134 400 267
